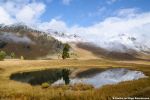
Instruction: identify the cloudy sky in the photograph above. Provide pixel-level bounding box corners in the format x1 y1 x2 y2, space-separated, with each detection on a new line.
0 0 150 49
0 0 150 27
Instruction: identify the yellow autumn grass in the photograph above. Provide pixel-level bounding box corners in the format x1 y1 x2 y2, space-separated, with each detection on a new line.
0 59 150 100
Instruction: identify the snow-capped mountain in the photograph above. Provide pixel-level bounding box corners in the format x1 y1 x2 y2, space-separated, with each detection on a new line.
101 33 150 54
45 29 82 43
76 33 150 60
79 32 149 56
0 23 149 60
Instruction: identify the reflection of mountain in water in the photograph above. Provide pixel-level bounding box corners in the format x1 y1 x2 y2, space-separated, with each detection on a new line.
53 68 147 88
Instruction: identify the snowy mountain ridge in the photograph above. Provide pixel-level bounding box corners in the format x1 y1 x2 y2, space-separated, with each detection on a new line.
0 23 150 56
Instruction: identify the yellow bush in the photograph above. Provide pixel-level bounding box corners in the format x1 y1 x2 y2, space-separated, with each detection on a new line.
41 82 49 89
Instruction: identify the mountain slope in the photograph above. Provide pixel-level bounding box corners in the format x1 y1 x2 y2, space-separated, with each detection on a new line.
0 24 63 59
75 42 150 60
0 23 150 60
69 43 99 59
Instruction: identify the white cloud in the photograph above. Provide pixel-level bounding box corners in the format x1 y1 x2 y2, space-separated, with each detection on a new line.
116 8 139 17
77 11 150 47
0 7 14 24
0 0 46 25
2 0 30 14
16 3 45 24
39 8 150 50
39 19 68 32
62 0 72 5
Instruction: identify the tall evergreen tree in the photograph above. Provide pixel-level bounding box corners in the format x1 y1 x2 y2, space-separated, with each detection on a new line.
62 43 70 59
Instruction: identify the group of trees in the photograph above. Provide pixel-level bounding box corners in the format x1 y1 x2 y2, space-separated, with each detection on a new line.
0 51 15 61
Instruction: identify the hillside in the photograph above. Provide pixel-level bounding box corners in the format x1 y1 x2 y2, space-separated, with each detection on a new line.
73 42 150 60
0 24 63 59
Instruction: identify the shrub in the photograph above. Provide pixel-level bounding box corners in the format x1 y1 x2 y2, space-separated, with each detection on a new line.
20 56 24 60
0 51 6 61
10 52 15 59
41 82 49 89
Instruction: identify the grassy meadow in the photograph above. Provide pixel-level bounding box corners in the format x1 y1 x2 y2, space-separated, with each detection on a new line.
0 59 150 100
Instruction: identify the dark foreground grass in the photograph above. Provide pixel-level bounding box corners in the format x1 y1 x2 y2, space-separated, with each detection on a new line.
0 78 150 100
